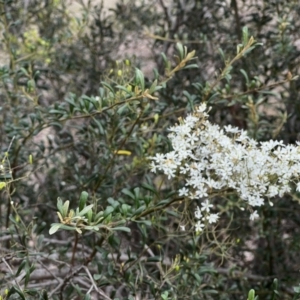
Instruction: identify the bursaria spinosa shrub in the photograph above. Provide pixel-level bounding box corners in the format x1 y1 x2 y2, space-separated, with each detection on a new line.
150 102 300 231
2 0 300 298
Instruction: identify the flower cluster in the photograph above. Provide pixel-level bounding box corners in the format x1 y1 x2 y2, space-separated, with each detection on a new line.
150 103 300 231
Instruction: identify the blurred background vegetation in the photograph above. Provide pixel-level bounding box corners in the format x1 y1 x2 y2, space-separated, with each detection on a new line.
0 0 300 299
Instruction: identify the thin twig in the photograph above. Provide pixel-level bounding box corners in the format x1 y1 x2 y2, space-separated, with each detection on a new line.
219 78 292 101
71 232 79 266
2 257 23 291
48 265 84 299
37 259 62 284
82 266 112 300
145 31 207 44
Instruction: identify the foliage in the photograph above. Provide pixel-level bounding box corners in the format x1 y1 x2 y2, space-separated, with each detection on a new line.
0 0 300 300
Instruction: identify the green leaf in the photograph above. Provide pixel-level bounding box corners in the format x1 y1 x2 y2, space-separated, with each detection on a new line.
122 188 135 199
133 187 140 199
135 68 145 91
224 73 232 82
153 68 159 79
183 64 199 69
141 183 158 197
259 90 280 97
176 42 185 60
240 69 249 85
247 289 255 300
242 26 249 46
7 286 26 300
103 206 114 218
207 92 220 102
271 278 279 300
48 109 65 115
111 226 131 232
15 260 26 277
25 263 35 286
59 224 78 230
160 52 168 65
107 197 120 208
65 96 76 107
57 197 63 214
93 274 102 280
192 273 202 283
153 85 163 92
203 290 218 295
79 191 88 211
147 256 161 262
243 46 256 56
198 266 217 274
293 285 300 293
156 199 170 206
101 81 115 93
84 225 100 231
94 211 104 221
273 278 278 290
115 85 132 94
149 79 158 94
62 200 70 217
218 48 226 61
166 209 180 218
161 291 169 300
49 121 63 129
19 67 29 76
87 209 93 223
77 204 94 217
117 103 129 115
133 220 152 226
0 181 6 190
183 90 196 104
49 223 77 234
49 223 62 235
132 205 146 216
121 203 131 214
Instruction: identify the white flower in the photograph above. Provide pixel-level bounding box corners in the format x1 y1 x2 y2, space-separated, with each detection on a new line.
180 225 186 231
194 206 202 219
179 164 189 174
195 220 205 232
260 140 284 152
150 153 165 165
296 182 300 192
178 187 189 197
186 132 199 145
197 102 207 113
247 195 264 207
201 200 213 212
224 124 240 134
267 185 279 197
206 213 219 224
149 102 300 230
185 114 198 127
250 210 259 221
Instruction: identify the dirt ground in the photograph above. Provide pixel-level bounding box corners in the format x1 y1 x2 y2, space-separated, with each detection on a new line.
70 0 121 14
102 0 119 10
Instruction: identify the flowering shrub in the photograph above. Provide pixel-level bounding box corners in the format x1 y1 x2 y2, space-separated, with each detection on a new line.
1 0 300 299
150 102 300 231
